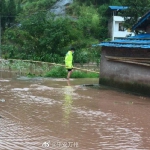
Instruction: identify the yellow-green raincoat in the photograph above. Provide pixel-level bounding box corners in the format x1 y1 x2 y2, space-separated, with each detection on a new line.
65 51 73 69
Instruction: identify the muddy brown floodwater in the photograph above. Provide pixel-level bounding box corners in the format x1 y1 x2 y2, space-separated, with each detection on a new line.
0 76 150 150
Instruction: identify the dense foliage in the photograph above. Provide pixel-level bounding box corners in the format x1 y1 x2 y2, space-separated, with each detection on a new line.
121 0 150 29
1 0 150 63
1 0 101 63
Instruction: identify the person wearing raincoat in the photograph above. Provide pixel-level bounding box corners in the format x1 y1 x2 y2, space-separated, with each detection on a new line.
65 47 75 80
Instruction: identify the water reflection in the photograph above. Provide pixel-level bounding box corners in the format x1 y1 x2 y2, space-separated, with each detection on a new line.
62 80 73 126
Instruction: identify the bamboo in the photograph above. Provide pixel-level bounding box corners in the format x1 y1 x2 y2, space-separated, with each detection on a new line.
129 60 150 63
105 56 150 60
7 59 100 74
105 56 150 67
106 57 150 63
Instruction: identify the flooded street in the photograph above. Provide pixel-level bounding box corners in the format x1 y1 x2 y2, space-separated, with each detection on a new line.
0 77 150 150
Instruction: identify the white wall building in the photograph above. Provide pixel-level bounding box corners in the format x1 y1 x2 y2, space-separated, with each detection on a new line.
108 6 135 40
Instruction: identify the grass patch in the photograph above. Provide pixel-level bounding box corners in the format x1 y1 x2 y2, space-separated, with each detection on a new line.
44 66 67 78
71 70 99 78
27 73 37 77
44 66 99 78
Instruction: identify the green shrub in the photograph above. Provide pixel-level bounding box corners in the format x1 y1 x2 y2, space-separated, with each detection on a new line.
72 70 99 78
44 66 67 78
44 66 99 78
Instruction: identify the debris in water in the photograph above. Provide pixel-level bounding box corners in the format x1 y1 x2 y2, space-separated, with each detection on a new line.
0 99 5 102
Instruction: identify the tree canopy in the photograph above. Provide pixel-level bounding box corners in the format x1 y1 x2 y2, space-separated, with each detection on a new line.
121 0 150 28
1 0 150 62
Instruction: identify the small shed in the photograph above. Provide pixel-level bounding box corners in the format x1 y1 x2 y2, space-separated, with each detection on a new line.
98 11 150 96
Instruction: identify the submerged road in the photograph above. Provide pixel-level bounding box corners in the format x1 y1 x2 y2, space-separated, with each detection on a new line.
0 77 150 150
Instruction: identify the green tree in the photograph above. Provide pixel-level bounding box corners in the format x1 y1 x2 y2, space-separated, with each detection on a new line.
2 0 103 62
0 0 7 31
16 0 23 14
121 0 150 29
7 0 16 27
75 0 110 5
77 5 101 38
3 12 82 61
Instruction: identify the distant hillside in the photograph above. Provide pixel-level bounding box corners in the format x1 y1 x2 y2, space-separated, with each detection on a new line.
19 0 57 13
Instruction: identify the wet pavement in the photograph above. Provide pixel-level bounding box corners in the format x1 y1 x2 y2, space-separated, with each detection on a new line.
0 77 150 150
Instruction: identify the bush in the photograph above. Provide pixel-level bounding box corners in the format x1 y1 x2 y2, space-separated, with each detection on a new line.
44 66 99 78
72 70 99 78
44 66 67 78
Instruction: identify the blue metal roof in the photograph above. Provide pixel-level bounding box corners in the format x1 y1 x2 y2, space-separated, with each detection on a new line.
129 33 150 39
95 34 150 49
132 11 150 30
108 6 128 10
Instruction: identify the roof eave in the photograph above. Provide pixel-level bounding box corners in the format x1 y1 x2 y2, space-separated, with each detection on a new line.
132 11 150 31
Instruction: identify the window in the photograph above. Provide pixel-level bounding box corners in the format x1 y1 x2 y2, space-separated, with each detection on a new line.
119 23 125 31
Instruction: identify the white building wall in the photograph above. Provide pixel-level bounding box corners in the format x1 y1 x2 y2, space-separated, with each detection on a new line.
110 16 134 40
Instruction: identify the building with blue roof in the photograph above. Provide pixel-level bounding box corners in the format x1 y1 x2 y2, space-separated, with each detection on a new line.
99 33 150 48
108 6 128 10
108 6 134 40
98 10 150 96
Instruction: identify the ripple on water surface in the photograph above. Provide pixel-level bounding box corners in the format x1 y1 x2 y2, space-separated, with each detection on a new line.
0 77 150 150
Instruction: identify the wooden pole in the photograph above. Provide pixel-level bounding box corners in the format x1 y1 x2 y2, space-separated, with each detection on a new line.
105 56 150 67
7 59 100 74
